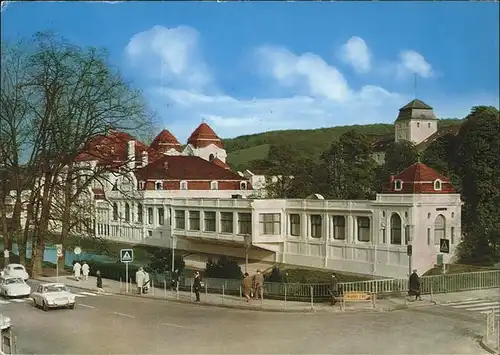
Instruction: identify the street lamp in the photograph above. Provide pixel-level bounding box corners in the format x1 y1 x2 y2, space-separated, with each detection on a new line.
243 235 252 274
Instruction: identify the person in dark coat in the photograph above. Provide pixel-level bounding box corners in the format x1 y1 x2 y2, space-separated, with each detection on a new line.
96 270 104 293
193 271 202 302
329 273 339 306
408 269 422 301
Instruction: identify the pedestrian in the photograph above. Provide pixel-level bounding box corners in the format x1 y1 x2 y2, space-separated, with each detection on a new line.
193 271 202 302
73 261 81 281
96 270 104 293
242 272 252 302
171 269 179 290
82 261 90 281
143 270 150 294
329 273 339 306
136 267 145 294
408 269 422 301
253 269 264 300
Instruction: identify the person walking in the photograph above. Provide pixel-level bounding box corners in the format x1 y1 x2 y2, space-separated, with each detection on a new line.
73 261 81 281
329 273 339 306
242 272 252 302
193 271 202 302
143 270 150 294
408 269 422 301
253 270 264 300
136 267 145 294
82 261 90 281
96 270 104 294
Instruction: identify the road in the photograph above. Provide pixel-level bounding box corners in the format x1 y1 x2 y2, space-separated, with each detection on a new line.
1 280 492 354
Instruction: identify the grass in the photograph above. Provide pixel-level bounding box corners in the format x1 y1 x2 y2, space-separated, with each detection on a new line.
226 144 270 171
423 263 498 276
281 267 371 284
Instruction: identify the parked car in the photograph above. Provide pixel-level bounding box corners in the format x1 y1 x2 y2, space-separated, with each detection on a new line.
0 276 31 299
1 264 29 281
31 283 76 311
0 314 11 331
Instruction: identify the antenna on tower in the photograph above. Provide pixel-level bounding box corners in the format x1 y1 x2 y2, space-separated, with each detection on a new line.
413 73 418 99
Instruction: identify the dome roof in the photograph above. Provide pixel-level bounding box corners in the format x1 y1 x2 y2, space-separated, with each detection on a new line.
150 129 181 153
187 123 223 148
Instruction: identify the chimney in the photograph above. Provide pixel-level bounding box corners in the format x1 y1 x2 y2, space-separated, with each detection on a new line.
141 150 148 167
127 140 135 169
390 174 395 183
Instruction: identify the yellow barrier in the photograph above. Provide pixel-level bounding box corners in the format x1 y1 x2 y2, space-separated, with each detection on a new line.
340 291 375 310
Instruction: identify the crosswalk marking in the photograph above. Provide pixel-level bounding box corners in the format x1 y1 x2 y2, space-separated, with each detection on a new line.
0 300 10 305
79 292 98 296
443 299 500 316
74 294 86 298
9 299 26 303
0 290 111 305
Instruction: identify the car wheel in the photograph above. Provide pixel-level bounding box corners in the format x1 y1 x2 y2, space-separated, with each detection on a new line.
42 301 49 312
69 304 75 310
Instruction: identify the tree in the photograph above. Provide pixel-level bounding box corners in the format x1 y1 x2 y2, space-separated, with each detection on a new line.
456 106 500 265
318 130 376 199
146 248 185 275
265 266 283 283
264 143 303 198
1 32 153 277
422 133 461 190
204 255 243 279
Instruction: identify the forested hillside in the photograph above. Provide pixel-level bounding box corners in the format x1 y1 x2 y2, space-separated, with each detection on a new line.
224 119 463 171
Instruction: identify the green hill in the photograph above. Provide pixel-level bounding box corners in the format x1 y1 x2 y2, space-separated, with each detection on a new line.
224 119 463 171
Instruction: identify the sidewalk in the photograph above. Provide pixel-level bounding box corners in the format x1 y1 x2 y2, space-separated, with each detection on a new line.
34 275 440 313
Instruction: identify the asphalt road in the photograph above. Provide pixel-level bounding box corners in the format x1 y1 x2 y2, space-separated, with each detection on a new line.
1 280 491 354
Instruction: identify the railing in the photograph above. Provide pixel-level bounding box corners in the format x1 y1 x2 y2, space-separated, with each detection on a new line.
148 269 500 300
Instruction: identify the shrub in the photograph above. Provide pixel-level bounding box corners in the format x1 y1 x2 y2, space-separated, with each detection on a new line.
205 255 243 279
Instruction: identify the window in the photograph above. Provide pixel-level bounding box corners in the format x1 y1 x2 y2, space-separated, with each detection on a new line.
310 215 322 238
357 217 371 242
332 216 346 240
394 180 403 191
451 226 455 244
240 181 247 190
175 210 185 229
434 179 442 191
381 228 386 244
210 181 218 190
427 228 431 245
139 181 145 190
434 214 446 244
209 154 215 161
238 213 252 235
180 181 188 190
221 212 233 233
137 204 143 223
112 180 118 191
189 211 200 231
259 213 280 235
158 207 164 226
148 207 153 224
112 203 118 221
390 213 402 245
204 211 216 232
289 214 301 237
156 181 163 190
124 203 130 222
405 225 410 244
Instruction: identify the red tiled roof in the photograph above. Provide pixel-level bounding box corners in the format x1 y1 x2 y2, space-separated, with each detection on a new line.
135 155 245 181
383 163 456 194
187 123 223 148
150 129 182 153
75 131 148 166
212 158 231 170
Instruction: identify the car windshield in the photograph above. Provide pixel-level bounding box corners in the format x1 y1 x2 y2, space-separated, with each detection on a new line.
44 286 69 293
5 278 24 285
13 266 24 271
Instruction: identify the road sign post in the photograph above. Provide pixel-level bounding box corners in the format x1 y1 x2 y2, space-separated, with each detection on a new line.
439 239 450 253
55 244 63 282
120 249 134 293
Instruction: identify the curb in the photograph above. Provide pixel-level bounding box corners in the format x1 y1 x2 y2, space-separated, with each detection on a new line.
477 336 500 355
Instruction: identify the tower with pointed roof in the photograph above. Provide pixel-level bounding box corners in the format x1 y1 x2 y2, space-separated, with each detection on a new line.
395 99 438 145
150 129 182 156
183 122 228 163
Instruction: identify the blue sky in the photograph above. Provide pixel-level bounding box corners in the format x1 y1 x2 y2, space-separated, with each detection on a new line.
2 1 499 141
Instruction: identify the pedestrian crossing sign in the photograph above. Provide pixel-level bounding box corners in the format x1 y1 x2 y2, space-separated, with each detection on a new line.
120 249 134 263
440 239 450 254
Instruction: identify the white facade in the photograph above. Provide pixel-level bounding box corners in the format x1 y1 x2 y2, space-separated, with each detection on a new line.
91 191 461 279
395 118 438 145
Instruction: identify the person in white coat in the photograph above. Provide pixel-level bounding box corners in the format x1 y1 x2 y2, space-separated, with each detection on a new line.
82 261 90 281
135 267 145 294
73 261 82 281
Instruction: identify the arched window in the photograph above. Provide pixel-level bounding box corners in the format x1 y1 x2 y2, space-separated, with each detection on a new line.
434 214 446 245
156 181 163 190
124 203 130 222
210 181 218 190
240 181 247 190
390 213 402 245
112 203 118 221
394 180 403 191
434 179 442 191
209 154 215 161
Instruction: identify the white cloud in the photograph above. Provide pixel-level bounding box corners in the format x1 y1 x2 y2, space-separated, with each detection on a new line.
397 50 433 79
338 36 372 74
125 25 212 90
124 25 450 141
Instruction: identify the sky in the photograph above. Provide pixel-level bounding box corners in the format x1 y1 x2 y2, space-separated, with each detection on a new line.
1 1 499 142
